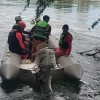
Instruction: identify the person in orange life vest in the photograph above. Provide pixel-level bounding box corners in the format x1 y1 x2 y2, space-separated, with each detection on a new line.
31 15 51 62
8 21 31 59
54 24 72 57
13 16 33 52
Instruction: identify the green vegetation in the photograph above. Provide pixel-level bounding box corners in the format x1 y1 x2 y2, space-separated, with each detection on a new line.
35 0 54 20
25 0 54 23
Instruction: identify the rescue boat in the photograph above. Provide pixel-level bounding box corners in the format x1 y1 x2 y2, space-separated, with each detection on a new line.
0 35 83 92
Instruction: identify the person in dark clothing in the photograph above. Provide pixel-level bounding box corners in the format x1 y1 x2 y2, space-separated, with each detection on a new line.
12 16 22 30
12 16 33 36
54 24 72 57
8 21 31 59
30 18 41 33
12 16 34 53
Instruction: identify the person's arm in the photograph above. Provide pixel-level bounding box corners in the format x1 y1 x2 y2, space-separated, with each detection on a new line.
46 25 51 35
30 25 36 33
46 25 51 41
65 35 72 55
23 31 33 35
16 32 32 59
16 32 26 50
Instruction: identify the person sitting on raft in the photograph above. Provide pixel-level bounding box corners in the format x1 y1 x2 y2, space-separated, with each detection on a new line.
8 21 31 59
30 18 41 33
54 24 72 57
12 16 33 35
31 15 51 62
12 16 34 52
12 16 22 30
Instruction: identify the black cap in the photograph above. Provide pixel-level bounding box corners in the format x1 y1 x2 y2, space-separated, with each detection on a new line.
62 24 69 30
43 15 50 20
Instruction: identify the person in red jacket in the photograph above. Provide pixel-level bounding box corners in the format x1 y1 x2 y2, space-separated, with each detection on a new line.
54 24 72 57
8 21 31 59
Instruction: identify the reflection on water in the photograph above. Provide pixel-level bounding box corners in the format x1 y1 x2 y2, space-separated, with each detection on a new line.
25 0 100 34
0 0 100 100
77 0 90 12
53 0 75 9
19 0 30 16
0 79 25 93
35 0 54 19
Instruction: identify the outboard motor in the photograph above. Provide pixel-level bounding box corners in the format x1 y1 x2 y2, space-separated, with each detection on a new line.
35 47 56 92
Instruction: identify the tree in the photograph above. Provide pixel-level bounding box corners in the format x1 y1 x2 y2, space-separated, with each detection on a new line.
21 0 54 24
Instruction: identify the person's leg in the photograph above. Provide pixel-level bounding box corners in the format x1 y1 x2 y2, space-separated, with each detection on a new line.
31 40 45 62
31 53 36 62
54 48 59 51
29 41 32 52
31 39 38 54
24 41 29 50
22 54 29 59
24 37 31 50
54 48 66 57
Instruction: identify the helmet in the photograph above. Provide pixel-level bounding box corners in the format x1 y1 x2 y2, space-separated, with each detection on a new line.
18 21 26 28
62 24 69 30
15 16 22 21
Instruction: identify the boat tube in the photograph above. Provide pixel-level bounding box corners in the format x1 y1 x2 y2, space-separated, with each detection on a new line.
0 45 21 80
48 35 83 79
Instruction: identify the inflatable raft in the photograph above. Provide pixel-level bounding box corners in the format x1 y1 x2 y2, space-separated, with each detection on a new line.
0 35 83 92
0 45 21 80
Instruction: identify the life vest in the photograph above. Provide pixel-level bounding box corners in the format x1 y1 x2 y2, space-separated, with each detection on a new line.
14 23 18 26
8 29 22 53
34 21 49 39
12 23 18 30
59 33 72 49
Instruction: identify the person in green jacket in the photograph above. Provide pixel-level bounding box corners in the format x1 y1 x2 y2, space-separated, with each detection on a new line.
33 15 51 42
31 15 51 62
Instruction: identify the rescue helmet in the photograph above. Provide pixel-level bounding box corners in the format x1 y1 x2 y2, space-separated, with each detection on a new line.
18 21 26 29
15 16 22 21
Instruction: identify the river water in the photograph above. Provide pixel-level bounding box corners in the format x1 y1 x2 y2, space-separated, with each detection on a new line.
0 0 100 100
